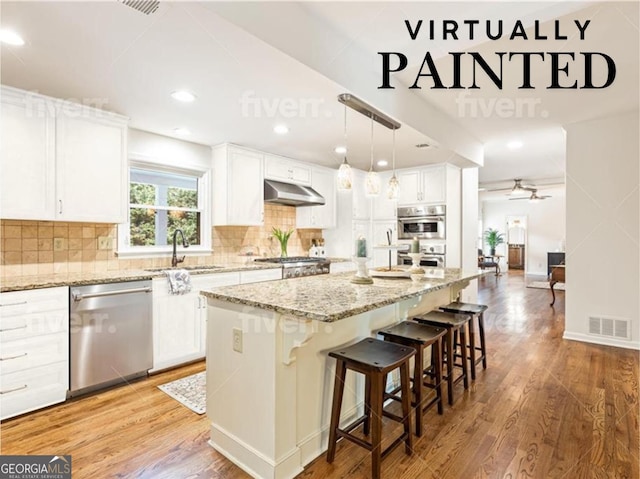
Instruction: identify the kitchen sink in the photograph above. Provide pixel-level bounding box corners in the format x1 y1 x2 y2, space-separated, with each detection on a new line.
144 265 224 272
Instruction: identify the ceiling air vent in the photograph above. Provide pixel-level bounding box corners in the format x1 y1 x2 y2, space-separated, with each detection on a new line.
588 316 630 340
119 0 160 15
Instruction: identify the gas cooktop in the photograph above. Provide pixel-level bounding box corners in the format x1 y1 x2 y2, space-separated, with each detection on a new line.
255 256 328 265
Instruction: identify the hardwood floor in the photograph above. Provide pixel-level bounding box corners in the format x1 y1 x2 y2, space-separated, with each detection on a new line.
1 272 637 478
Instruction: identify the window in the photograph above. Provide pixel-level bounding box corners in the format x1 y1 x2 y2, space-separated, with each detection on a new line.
118 164 210 256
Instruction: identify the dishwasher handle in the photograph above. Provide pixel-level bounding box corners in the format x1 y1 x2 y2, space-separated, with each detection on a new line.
72 286 152 302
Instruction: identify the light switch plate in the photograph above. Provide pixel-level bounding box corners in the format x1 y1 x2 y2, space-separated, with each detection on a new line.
232 328 243 353
53 238 67 251
97 236 113 250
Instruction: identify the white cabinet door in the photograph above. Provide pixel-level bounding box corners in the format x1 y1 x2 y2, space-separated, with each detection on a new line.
56 114 126 222
264 155 311 185
372 221 398 268
297 167 336 229
422 165 446 204
152 279 202 371
0 96 56 220
213 145 264 226
372 171 398 220
397 170 421 205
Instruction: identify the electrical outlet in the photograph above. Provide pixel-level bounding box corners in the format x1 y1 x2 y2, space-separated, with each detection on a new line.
97 236 113 250
232 328 243 353
53 238 67 251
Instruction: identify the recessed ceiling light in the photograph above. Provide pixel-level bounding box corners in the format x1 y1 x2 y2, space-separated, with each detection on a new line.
0 30 25 46
170 90 196 102
273 124 289 135
334 146 347 154
507 140 523 150
377 159 388 167
173 127 191 136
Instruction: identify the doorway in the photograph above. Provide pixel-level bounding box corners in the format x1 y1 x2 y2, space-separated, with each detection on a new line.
506 216 527 270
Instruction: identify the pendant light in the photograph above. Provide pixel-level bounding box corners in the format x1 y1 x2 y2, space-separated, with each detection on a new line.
365 115 380 197
336 105 352 190
387 127 399 199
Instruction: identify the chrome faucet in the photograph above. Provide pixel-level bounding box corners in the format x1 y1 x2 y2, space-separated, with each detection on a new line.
171 229 189 267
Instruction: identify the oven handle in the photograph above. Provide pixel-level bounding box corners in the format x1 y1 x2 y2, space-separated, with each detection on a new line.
398 216 445 222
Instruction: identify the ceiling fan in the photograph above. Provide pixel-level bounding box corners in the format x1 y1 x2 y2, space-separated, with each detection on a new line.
509 188 551 202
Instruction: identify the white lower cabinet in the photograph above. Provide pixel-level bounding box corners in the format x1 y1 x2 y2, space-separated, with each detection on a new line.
0 287 69 420
151 272 240 372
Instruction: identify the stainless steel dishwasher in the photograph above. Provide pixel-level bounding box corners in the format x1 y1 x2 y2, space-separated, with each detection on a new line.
69 280 152 397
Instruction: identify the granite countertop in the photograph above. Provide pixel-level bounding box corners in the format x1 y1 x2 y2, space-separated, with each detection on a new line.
201 268 488 322
0 263 282 293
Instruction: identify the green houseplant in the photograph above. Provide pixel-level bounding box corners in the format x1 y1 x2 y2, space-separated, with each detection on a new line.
484 228 505 256
272 227 294 258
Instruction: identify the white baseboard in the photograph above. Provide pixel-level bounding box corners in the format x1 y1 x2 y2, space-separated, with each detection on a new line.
563 331 640 350
209 424 303 479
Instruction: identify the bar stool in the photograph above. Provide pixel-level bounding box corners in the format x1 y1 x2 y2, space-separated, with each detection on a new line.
413 311 469 406
327 338 415 479
439 302 488 380
378 322 446 437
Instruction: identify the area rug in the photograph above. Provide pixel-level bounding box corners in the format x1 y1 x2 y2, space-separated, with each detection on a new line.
527 281 565 291
158 371 206 415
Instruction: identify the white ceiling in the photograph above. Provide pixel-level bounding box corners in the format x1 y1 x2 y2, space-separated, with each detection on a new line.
1 1 638 185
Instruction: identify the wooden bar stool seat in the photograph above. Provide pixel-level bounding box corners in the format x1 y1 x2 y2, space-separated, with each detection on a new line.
378 322 446 437
327 338 416 479
413 311 469 406
439 301 488 380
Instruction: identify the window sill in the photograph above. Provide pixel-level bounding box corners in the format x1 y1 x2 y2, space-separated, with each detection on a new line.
115 247 213 259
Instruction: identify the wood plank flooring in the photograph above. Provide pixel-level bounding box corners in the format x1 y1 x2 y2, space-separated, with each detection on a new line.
1 271 637 478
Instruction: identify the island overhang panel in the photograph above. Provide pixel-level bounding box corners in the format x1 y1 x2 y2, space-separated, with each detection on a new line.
201 269 486 479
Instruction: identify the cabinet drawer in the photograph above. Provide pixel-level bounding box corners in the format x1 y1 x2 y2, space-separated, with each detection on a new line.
0 332 68 375
240 269 282 284
0 287 68 317
0 309 68 342
0 361 68 420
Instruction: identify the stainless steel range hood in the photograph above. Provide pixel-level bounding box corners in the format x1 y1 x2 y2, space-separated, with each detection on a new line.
264 179 325 207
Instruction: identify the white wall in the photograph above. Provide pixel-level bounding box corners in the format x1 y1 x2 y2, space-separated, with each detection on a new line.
128 128 211 170
461 168 479 303
564 110 639 350
481 194 566 275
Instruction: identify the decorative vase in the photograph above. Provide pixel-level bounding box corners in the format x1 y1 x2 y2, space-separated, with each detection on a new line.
490 248 496 256
408 253 424 275
280 244 288 258
351 257 373 284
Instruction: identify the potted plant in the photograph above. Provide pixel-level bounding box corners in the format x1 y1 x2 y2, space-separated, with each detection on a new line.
272 227 294 258
484 228 505 256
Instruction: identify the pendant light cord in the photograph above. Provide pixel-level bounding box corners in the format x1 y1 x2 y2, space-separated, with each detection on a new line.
370 115 374 171
392 128 396 174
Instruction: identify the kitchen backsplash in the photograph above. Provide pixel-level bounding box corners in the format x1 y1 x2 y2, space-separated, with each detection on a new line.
0 204 322 277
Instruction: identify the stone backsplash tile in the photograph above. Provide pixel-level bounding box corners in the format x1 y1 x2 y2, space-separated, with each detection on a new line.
0 204 324 277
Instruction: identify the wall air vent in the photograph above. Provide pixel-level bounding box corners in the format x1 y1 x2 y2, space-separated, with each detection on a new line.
119 0 160 15
588 316 630 340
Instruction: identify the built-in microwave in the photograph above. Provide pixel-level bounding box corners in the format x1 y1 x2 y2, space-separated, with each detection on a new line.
397 205 446 240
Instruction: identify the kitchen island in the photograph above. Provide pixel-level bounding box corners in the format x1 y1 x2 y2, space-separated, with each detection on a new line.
201 268 486 479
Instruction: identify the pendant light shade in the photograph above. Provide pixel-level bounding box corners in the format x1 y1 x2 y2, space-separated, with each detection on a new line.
387 128 399 199
337 105 353 190
365 116 380 197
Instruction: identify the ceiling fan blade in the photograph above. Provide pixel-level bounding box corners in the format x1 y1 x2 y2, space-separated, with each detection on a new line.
508 197 529 201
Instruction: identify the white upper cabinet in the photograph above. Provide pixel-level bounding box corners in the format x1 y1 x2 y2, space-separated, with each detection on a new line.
372 171 398 220
296 167 336 229
212 144 264 226
0 94 56 220
0 86 128 223
264 154 311 186
56 113 127 222
352 169 371 220
397 164 446 206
